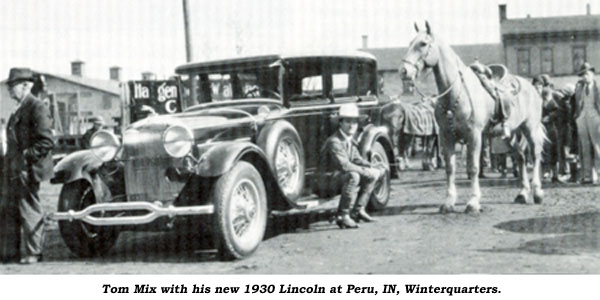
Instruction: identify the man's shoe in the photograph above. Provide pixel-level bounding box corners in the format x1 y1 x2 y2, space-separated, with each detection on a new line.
355 208 376 223
19 255 40 264
336 215 359 229
552 177 566 184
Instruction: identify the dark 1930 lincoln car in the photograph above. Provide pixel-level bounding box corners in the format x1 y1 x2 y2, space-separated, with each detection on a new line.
50 52 397 260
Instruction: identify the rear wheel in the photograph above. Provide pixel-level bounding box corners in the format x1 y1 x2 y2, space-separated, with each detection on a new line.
58 181 119 257
368 142 391 211
212 162 267 260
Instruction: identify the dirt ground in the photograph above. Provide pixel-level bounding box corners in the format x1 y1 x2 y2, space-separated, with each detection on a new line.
1 165 600 274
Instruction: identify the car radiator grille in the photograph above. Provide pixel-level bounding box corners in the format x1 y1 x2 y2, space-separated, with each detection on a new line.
122 132 186 203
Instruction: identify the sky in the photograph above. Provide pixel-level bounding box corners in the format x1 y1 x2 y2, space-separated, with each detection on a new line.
1 0 599 81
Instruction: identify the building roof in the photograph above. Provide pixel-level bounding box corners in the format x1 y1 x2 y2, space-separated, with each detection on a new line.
501 14 600 36
40 72 121 95
0 71 121 96
361 43 504 71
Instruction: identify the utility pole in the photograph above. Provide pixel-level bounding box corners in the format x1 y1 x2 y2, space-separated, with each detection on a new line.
182 0 193 62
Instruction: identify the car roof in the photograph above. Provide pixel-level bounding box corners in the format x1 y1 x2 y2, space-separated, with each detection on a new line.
175 51 377 74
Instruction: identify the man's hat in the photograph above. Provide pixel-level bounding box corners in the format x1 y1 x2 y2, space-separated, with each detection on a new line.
532 74 551 86
337 103 367 120
577 62 595 76
6 68 35 86
89 116 105 125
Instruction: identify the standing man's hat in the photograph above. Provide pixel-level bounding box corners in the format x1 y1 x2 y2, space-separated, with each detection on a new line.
90 116 105 125
532 75 544 86
532 74 550 86
577 62 596 76
540 74 551 86
6 68 35 86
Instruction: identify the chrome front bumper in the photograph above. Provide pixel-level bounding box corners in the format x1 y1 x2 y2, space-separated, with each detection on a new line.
49 201 214 226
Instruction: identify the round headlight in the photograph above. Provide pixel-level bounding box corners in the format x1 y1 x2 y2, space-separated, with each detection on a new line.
163 125 194 158
90 130 121 162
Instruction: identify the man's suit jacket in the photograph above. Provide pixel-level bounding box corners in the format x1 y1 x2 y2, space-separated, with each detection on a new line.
574 79 600 120
318 130 372 177
4 93 54 182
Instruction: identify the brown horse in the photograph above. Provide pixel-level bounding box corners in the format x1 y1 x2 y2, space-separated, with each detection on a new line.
400 22 546 213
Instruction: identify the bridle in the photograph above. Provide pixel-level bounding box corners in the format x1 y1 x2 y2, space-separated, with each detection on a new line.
402 42 458 101
402 42 433 72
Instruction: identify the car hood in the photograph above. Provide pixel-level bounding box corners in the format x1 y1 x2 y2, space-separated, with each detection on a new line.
122 105 272 158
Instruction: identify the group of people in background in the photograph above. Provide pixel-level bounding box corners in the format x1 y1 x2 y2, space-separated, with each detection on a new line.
486 61 600 185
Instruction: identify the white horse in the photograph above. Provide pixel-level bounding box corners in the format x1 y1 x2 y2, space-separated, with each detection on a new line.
399 22 546 213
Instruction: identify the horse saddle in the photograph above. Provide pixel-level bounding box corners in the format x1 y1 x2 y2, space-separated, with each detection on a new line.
469 62 521 122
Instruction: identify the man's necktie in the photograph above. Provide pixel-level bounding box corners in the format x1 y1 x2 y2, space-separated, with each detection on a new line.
586 84 590 95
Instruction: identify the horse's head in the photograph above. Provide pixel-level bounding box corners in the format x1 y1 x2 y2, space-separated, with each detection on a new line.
381 102 406 132
400 21 441 81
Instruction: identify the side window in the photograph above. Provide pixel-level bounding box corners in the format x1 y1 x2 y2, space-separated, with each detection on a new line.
301 75 323 96
331 73 349 97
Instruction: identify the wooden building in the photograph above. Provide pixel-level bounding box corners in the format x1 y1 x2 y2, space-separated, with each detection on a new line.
362 3 600 99
0 62 123 137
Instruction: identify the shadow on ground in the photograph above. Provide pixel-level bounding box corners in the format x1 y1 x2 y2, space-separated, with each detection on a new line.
484 211 600 255
42 230 219 263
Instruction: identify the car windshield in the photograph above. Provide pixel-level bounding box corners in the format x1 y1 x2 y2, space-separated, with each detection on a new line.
184 67 281 107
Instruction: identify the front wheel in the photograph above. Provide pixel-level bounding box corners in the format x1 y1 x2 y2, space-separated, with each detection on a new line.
57 181 119 257
212 161 268 260
368 142 391 211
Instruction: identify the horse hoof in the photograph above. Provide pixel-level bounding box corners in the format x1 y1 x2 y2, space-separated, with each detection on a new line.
465 204 481 214
439 204 455 214
533 194 543 204
514 195 527 204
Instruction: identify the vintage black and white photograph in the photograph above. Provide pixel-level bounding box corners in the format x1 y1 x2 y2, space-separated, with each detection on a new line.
1 0 600 280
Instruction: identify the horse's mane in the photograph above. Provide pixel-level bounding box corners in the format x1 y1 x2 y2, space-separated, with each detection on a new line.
431 33 467 69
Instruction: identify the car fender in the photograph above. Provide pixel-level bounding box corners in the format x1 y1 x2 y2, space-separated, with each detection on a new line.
195 141 300 210
196 141 266 177
51 150 112 203
51 150 103 185
358 124 397 178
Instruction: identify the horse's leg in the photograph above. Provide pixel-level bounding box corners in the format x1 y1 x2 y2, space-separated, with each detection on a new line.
425 135 435 170
421 136 428 170
403 133 412 169
435 134 443 168
465 130 483 213
440 135 457 213
526 123 545 204
513 135 531 204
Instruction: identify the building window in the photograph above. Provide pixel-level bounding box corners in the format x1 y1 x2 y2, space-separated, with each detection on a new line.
541 47 553 74
102 95 112 110
572 46 587 73
517 48 530 75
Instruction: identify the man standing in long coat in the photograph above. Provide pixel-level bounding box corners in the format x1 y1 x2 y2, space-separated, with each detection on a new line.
574 62 600 184
0 68 54 264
